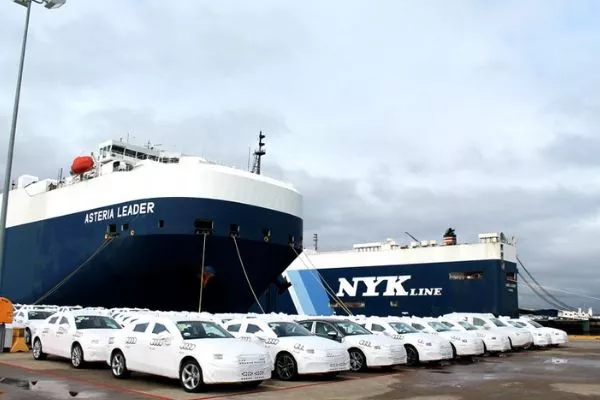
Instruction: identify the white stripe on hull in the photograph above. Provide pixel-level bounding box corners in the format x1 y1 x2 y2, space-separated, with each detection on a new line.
1 161 302 228
286 242 517 270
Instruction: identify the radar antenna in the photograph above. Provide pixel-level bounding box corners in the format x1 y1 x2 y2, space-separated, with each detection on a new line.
251 131 266 175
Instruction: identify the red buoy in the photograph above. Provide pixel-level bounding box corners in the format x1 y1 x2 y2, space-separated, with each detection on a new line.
70 156 94 175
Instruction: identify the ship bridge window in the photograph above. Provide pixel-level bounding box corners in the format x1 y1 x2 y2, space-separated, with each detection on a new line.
112 145 125 155
449 271 484 280
136 152 148 160
125 149 136 158
506 272 517 282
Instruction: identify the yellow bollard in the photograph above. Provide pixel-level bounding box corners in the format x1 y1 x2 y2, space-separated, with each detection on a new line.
10 328 29 353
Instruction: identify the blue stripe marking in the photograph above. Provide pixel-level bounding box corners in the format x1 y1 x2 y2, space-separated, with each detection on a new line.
295 270 334 315
286 270 316 315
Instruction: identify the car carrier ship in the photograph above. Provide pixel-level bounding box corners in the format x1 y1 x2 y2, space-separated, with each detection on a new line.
0 133 304 313
264 229 519 318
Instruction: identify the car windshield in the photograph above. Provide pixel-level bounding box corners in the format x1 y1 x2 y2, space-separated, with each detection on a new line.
514 321 528 328
176 321 234 339
528 320 543 328
457 321 478 331
28 311 54 320
74 315 121 329
489 318 507 327
268 322 312 337
332 321 372 336
389 322 420 334
427 321 452 332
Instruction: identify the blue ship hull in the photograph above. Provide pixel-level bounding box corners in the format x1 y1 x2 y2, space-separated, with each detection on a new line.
1 197 303 312
266 260 519 317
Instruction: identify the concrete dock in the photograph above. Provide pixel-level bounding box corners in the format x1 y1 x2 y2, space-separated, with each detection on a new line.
0 340 597 399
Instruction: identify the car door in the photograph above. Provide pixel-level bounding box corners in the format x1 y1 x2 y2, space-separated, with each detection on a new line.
146 322 174 377
54 315 72 358
122 321 150 372
244 322 268 344
41 314 62 355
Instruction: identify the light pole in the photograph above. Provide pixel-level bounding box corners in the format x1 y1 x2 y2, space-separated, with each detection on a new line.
0 0 66 290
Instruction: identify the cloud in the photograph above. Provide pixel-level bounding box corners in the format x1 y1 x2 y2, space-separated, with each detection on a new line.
1 0 600 311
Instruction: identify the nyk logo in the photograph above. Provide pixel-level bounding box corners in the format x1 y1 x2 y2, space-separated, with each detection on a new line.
336 275 443 297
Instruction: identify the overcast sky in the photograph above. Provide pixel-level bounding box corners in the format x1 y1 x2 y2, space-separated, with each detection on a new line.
1 0 600 311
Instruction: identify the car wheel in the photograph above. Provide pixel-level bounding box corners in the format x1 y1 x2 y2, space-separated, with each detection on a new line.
32 338 46 360
450 343 457 359
179 358 204 393
275 352 298 381
405 344 419 366
71 344 85 369
110 350 130 379
348 348 367 372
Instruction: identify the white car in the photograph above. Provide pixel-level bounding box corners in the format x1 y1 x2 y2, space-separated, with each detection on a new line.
502 319 552 348
437 318 511 353
223 318 350 380
107 315 272 393
443 313 533 350
12 308 57 346
516 318 568 346
31 310 122 368
356 317 453 365
296 317 407 372
408 317 485 358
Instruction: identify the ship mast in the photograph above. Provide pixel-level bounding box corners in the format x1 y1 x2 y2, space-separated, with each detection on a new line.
251 131 266 175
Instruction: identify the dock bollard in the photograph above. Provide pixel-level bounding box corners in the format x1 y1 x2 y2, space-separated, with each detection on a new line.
9 328 29 353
